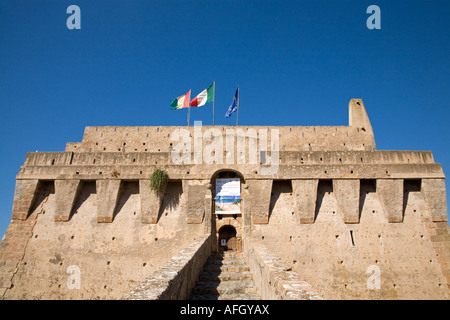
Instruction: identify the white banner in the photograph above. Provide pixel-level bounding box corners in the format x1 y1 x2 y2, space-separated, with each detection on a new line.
215 178 241 214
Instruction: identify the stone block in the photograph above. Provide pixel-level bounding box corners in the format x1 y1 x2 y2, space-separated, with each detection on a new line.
96 179 121 223
183 180 208 224
377 179 403 223
139 179 166 224
333 179 360 223
54 180 81 222
11 180 39 220
292 179 318 224
422 179 448 222
247 180 272 224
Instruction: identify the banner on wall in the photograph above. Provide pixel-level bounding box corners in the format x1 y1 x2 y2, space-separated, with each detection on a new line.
215 178 241 214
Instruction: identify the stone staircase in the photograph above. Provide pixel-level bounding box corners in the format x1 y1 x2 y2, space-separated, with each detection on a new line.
189 251 261 300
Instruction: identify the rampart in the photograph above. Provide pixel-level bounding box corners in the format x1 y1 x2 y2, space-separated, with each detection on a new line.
244 237 324 299
123 234 212 300
0 99 448 299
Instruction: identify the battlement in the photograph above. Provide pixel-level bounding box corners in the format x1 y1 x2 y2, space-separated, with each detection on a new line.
66 99 376 153
1 99 449 300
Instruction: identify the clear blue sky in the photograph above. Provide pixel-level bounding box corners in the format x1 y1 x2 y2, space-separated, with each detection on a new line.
0 0 449 238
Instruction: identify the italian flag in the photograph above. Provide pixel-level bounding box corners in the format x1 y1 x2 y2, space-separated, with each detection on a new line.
170 90 191 110
190 83 214 107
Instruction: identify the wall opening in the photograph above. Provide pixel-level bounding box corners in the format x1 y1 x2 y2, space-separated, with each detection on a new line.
218 225 238 252
359 179 376 218
29 181 55 219
157 180 183 223
315 179 333 220
269 180 293 220
113 181 139 221
403 179 422 215
71 181 96 219
350 230 356 247
210 169 245 253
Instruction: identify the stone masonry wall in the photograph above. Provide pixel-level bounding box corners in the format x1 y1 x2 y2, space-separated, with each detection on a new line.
252 178 450 299
0 99 448 300
123 234 212 300
1 180 204 299
244 236 324 300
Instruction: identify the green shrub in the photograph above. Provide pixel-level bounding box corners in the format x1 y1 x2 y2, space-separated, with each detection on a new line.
150 168 169 193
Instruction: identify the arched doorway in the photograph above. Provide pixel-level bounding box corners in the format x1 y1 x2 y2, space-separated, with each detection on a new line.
218 225 238 251
210 169 245 252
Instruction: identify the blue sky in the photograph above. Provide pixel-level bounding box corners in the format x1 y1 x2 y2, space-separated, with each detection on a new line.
0 0 449 238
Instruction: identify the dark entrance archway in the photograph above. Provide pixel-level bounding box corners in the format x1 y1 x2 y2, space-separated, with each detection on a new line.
218 225 238 251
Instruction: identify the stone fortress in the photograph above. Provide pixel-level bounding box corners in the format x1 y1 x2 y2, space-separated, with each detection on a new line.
0 99 449 299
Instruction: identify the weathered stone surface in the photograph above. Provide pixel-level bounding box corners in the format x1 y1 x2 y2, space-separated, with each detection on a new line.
333 179 360 223
244 238 324 300
123 234 211 300
183 180 208 224
139 179 165 224
247 180 272 224
1 99 449 300
54 180 80 222
11 180 39 220
422 179 448 222
377 179 404 223
292 179 318 224
96 179 121 223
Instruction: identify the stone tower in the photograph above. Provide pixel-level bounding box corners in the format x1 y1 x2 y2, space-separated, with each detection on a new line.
0 99 449 299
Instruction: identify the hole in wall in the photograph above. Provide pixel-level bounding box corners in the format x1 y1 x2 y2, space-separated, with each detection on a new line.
350 230 356 247
360 179 376 218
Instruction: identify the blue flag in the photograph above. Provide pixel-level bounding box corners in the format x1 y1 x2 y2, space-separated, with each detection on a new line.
225 87 239 118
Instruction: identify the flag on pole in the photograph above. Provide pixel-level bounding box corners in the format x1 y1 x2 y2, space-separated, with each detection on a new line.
190 83 214 107
225 87 239 118
170 90 191 110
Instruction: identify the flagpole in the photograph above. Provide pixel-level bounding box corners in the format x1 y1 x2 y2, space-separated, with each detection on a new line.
187 89 191 126
236 85 240 126
213 80 216 126
188 105 191 126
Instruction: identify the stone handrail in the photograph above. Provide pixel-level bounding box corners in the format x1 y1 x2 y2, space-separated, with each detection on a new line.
244 237 324 300
122 234 212 300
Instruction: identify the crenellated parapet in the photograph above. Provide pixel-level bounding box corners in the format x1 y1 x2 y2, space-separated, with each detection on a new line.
2 99 449 300
10 99 447 226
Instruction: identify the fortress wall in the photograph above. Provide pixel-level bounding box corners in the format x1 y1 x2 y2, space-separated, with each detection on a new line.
65 125 375 154
251 178 450 299
65 99 376 154
1 179 205 299
123 234 212 300
24 150 436 168
1 99 448 300
17 150 444 183
244 236 324 300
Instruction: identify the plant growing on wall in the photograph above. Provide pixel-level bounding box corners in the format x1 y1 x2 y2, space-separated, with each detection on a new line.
150 168 169 193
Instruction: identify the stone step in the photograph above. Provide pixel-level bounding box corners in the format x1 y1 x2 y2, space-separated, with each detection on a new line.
211 252 244 259
206 257 247 265
198 270 253 282
203 262 250 272
190 292 261 300
192 279 258 295
189 251 261 300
